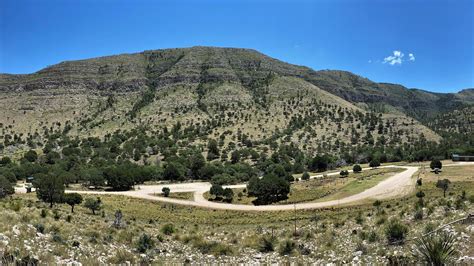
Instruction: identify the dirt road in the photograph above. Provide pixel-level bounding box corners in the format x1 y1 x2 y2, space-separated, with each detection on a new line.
15 162 472 211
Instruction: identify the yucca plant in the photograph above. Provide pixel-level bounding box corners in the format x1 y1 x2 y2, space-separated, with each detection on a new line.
413 231 457 265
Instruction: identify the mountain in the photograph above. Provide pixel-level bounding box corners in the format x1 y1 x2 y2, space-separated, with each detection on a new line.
0 46 472 157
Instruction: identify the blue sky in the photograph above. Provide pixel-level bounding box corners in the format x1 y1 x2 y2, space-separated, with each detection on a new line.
1 0 472 93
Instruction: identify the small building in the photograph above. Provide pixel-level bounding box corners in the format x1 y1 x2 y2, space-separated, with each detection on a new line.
452 154 474 162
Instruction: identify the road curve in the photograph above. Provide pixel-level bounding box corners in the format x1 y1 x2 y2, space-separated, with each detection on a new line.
15 162 473 211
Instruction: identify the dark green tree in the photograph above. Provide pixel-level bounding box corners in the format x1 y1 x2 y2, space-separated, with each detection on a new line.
162 187 170 197
84 197 102 215
63 193 83 213
34 173 65 208
23 150 38 162
430 159 442 170
353 164 362 173
0 175 14 198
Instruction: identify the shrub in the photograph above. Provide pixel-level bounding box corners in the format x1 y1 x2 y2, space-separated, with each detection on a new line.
161 223 175 235
430 159 442 170
34 223 45 234
339 170 349 177
301 172 310 181
414 231 457 265
53 209 61 220
136 233 155 253
162 187 170 197
385 218 408 244
84 197 102 215
414 208 423 220
278 239 296 256
258 235 276 252
353 164 362 173
369 159 380 168
40 209 48 218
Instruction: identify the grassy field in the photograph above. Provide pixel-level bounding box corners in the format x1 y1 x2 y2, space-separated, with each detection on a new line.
205 168 404 205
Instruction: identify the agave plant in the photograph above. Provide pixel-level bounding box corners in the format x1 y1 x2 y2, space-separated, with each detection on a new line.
413 231 458 265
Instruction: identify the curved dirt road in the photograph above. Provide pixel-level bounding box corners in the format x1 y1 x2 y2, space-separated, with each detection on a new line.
16 162 473 211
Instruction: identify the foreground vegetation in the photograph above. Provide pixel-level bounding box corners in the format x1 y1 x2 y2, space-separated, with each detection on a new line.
1 164 473 264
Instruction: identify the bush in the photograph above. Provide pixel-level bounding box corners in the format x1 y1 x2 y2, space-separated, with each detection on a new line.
84 197 102 215
414 231 457 264
301 172 310 181
339 170 349 177
258 235 276 252
353 164 362 173
278 239 296 256
34 223 45 234
136 233 155 253
385 218 408 244
40 209 48 218
414 208 424 220
369 160 380 168
430 159 442 170
162 187 170 197
161 223 175 235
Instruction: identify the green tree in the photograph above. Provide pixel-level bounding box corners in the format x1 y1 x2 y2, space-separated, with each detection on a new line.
34 173 65 208
210 184 224 199
207 139 220 161
63 193 83 213
189 153 205 179
81 167 105 187
0 175 14 198
84 197 102 215
430 159 442 170
301 172 310 181
247 173 290 205
353 164 362 173
23 150 38 162
223 188 234 202
163 161 185 181
340 170 349 177
162 187 170 197
0 156 11 166
436 179 450 197
369 159 380 168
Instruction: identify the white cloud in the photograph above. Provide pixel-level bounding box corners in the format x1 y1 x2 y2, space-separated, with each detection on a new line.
383 50 404 65
368 59 372 63
408 53 415 61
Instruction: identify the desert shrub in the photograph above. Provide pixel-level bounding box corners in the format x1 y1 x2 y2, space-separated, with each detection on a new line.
413 231 457 265
34 223 45 234
301 172 310 181
414 208 423 220
355 212 364 224
161 223 176 235
40 209 47 218
52 232 63 243
53 209 61 220
136 233 155 253
368 230 379 243
109 249 136 264
258 235 277 252
385 218 408 245
278 239 296 256
353 164 362 173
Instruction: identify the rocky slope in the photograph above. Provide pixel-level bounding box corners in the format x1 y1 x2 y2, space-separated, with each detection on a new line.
0 46 471 155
